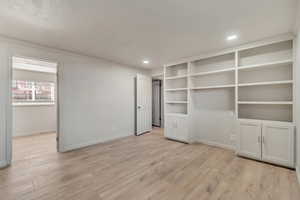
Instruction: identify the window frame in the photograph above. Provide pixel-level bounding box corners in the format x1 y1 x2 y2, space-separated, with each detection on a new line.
12 80 56 106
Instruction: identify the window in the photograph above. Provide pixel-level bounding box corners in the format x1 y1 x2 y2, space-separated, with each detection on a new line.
12 80 55 104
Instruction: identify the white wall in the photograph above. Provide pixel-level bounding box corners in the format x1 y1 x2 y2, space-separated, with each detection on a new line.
0 36 149 167
12 70 57 137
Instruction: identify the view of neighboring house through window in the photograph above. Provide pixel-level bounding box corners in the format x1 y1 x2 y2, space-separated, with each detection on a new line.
12 80 55 103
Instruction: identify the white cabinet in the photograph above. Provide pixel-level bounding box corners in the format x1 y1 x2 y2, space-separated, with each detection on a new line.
237 119 262 160
237 119 295 168
165 114 189 143
262 122 294 167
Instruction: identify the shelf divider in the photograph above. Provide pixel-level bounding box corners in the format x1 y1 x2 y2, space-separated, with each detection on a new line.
238 101 293 105
238 59 293 71
189 67 235 77
238 80 293 87
190 84 235 90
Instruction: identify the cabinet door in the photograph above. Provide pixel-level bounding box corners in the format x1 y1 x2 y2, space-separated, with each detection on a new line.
164 115 189 143
262 122 294 168
237 120 262 160
164 115 176 139
175 116 189 143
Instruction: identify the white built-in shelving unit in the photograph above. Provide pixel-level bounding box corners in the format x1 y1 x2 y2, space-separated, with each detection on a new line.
163 36 295 167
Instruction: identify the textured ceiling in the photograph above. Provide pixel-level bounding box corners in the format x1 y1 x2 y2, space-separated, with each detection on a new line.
0 0 298 68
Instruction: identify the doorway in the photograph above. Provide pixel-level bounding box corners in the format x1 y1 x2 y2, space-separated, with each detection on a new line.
152 79 164 128
10 56 58 163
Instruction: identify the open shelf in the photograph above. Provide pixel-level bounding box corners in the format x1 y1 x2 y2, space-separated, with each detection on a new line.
238 84 292 102
189 67 235 77
165 88 188 92
190 84 235 90
166 101 188 104
238 59 293 71
190 70 235 88
238 104 293 122
190 53 235 74
165 63 188 78
165 113 188 117
238 80 293 87
165 89 187 102
165 75 188 80
238 40 293 67
165 103 188 115
238 101 293 105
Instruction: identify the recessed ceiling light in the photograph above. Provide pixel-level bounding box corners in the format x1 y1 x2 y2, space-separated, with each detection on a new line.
143 60 150 64
227 34 238 41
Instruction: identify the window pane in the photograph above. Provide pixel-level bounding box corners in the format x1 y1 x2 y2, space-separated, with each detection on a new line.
12 80 34 101
35 82 55 102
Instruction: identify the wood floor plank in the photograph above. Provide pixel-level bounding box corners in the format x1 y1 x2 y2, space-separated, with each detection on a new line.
0 127 299 200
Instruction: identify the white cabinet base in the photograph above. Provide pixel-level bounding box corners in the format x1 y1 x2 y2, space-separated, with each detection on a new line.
165 114 189 143
237 119 295 168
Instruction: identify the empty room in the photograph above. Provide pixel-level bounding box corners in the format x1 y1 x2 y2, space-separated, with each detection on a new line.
0 0 300 200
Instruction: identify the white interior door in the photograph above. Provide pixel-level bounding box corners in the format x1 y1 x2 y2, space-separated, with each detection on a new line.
136 74 152 135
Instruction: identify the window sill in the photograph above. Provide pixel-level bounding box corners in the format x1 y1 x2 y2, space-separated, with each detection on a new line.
13 102 55 107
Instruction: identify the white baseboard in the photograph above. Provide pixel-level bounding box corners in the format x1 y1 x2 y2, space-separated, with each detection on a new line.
297 166 300 185
60 133 132 152
0 160 8 168
13 130 56 137
196 139 235 151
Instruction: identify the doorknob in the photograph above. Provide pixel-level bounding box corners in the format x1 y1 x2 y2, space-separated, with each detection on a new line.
137 105 142 109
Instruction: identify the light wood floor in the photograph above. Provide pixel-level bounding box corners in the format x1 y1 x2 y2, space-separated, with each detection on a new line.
1 127 299 200
13 133 57 162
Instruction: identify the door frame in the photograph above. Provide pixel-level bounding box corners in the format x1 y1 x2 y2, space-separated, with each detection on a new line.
5 54 61 166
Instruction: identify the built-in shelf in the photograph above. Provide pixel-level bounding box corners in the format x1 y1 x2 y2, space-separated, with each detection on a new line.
238 80 293 87
165 88 188 92
189 67 235 77
165 113 188 117
238 118 293 125
238 101 293 105
165 75 188 80
152 73 164 77
190 84 235 90
166 101 188 104
238 59 293 71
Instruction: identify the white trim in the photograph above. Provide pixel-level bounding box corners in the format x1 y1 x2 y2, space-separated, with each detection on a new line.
296 166 300 185
238 101 293 105
165 113 188 117
165 88 188 92
13 130 56 137
196 139 235 151
13 102 55 107
165 75 188 80
165 101 188 104
13 63 57 74
238 59 293 71
190 84 235 90
238 80 293 87
60 134 132 152
189 67 235 77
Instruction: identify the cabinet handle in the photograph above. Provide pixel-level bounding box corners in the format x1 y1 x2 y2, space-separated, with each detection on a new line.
262 136 265 144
